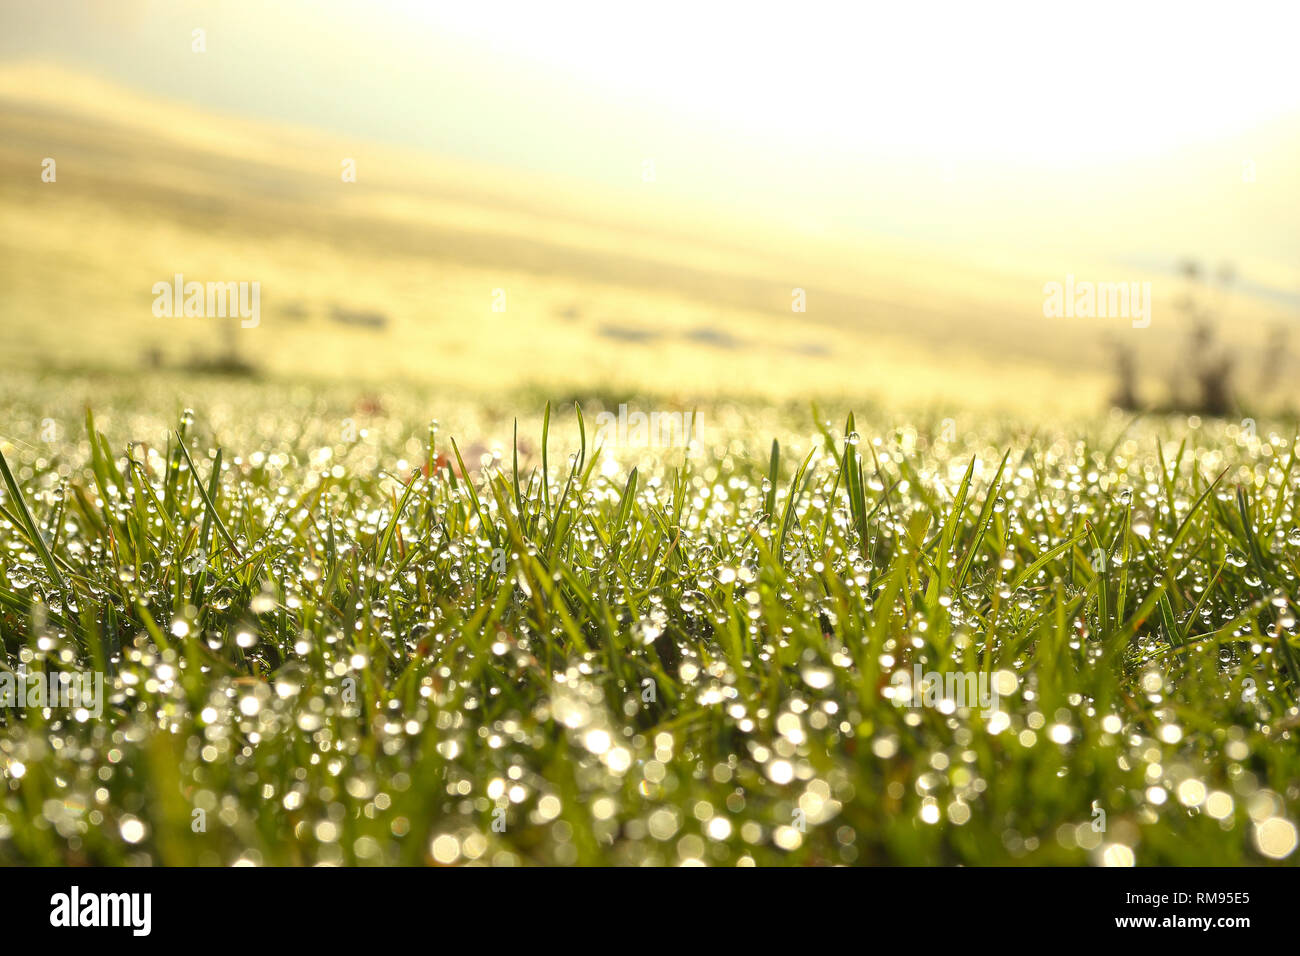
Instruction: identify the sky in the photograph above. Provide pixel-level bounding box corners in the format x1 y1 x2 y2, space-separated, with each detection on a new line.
6 1 1299 166
2 0 1299 292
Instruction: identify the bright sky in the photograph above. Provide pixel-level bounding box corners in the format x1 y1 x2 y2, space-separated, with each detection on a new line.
397 0 1300 162
3 0 1298 290
5 0 1297 163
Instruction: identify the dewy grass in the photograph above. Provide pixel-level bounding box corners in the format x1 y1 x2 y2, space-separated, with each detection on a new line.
0 386 1297 866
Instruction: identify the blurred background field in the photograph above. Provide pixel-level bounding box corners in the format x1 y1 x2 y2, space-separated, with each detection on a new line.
1 2 1299 419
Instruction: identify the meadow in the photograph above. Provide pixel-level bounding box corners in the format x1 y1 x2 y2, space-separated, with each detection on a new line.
3 62 1299 418
0 368 1296 865
1 57 1298 868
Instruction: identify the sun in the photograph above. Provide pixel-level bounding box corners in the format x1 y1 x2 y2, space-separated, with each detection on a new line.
391 0 1300 166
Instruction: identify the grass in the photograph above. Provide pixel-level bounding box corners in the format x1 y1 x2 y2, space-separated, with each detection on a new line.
0 372 1297 866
